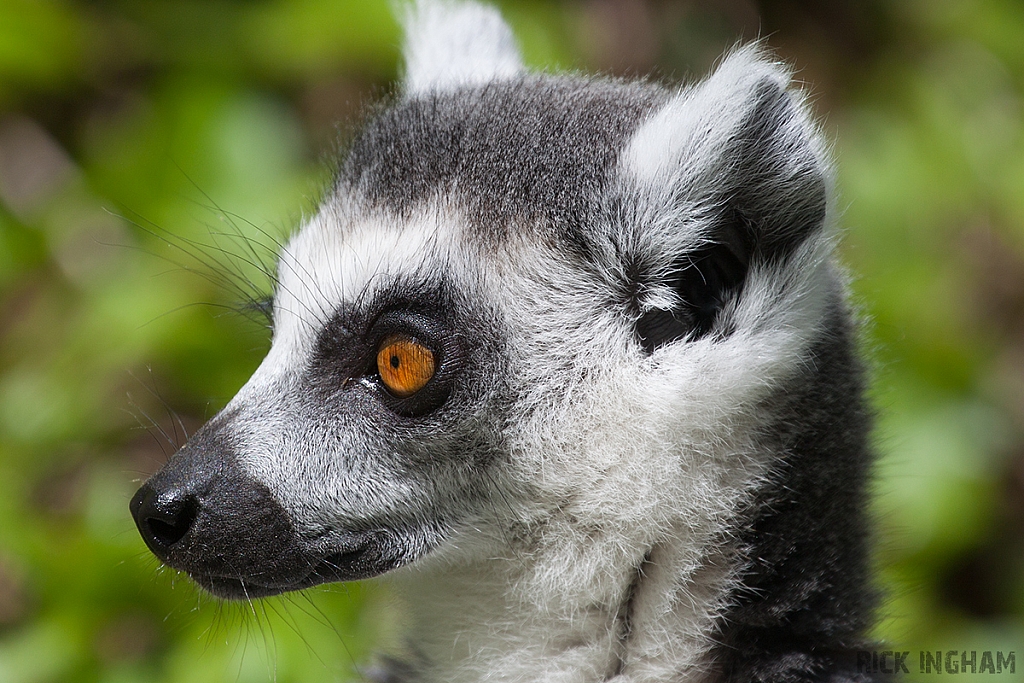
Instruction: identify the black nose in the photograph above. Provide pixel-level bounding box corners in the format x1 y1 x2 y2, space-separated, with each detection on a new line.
130 482 199 558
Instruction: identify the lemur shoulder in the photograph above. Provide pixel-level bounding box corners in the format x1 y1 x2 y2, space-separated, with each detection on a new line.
131 2 884 681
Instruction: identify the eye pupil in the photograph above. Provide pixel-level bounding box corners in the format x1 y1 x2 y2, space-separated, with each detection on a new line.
376 336 436 399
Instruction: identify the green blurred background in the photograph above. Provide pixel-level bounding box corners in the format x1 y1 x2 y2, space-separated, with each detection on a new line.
1 0 1022 681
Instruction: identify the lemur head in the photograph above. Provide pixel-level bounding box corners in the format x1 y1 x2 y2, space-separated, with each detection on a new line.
131 0 837 608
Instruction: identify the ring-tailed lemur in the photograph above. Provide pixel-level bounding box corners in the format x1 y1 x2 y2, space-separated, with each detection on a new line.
130 2 881 681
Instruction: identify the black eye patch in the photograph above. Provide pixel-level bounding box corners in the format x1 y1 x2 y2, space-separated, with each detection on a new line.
307 285 467 419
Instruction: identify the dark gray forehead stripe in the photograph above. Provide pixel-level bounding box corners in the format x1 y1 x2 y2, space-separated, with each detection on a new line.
337 76 665 244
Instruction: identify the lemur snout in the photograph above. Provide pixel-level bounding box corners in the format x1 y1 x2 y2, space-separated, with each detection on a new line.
128 422 313 598
131 417 415 598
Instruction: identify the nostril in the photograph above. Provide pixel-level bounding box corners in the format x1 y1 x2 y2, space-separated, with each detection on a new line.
146 499 198 547
130 483 199 553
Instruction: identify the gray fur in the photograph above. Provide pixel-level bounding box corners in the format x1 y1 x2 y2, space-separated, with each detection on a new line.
338 76 665 248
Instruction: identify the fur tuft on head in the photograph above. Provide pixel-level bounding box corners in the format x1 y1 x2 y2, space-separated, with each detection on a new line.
401 0 524 95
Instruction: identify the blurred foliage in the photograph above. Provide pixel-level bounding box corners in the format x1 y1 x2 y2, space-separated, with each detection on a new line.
0 0 1022 681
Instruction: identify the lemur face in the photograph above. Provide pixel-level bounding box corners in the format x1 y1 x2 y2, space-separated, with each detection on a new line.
131 209 509 598
131 2 833 602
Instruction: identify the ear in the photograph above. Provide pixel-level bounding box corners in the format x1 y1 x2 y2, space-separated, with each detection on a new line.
401 0 525 95
624 44 829 261
620 45 830 351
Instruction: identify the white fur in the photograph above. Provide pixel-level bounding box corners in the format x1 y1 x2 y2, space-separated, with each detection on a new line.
624 45 791 191
394 232 836 683
226 206 836 682
232 201 481 529
401 0 524 95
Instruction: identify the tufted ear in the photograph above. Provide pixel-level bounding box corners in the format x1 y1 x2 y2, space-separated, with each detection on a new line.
621 45 830 352
401 0 524 95
624 44 829 261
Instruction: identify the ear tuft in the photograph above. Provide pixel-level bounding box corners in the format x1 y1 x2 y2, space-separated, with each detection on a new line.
401 0 524 95
624 44 799 188
623 43 829 261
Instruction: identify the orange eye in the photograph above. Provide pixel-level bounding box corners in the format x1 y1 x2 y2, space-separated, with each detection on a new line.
376 336 436 398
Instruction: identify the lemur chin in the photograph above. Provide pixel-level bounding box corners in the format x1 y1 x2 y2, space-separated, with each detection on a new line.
130 1 882 681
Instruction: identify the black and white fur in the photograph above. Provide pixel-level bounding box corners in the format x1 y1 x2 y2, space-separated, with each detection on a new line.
131 2 879 681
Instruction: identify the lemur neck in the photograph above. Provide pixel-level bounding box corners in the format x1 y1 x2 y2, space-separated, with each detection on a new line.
385 536 734 683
